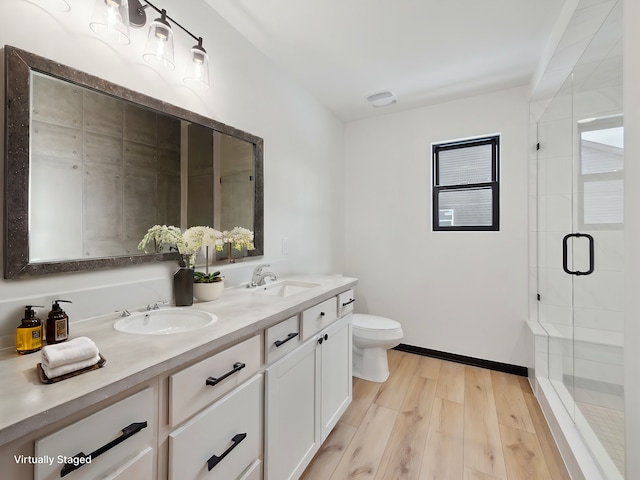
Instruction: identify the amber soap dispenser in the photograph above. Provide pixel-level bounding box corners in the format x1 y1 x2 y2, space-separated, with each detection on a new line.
46 300 72 344
16 305 44 354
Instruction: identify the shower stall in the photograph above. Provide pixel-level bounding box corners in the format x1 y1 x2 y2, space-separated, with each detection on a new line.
531 1 624 478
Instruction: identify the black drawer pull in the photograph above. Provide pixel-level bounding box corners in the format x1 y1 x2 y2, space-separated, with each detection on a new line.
317 334 328 345
320 311 325 317
274 332 298 347
60 421 147 477
206 362 246 386
207 433 247 471
342 298 355 307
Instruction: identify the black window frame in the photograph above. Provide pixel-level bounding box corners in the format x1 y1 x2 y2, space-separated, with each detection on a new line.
432 135 500 231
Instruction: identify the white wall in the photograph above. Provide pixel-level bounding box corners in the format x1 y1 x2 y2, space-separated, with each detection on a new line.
0 0 344 339
623 0 640 476
344 86 531 366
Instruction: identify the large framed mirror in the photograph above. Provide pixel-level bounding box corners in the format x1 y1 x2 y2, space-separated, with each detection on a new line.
4 46 263 278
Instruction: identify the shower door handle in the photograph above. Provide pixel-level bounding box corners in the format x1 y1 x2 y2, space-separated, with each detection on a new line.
562 233 595 276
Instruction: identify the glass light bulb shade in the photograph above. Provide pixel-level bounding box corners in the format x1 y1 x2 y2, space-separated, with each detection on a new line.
184 44 210 90
143 16 175 70
89 0 131 45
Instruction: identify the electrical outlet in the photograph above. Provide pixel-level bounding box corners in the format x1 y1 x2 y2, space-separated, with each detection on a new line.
282 237 289 255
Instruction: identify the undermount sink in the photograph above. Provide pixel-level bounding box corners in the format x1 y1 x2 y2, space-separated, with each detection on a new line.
113 308 217 335
252 280 319 297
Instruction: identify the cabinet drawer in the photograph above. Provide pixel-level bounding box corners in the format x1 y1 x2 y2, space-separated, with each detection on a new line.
169 374 262 480
265 315 300 364
301 297 337 341
35 388 154 480
338 289 355 317
170 335 261 427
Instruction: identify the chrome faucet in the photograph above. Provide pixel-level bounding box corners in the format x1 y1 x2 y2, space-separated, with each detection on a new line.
147 300 167 311
249 264 277 287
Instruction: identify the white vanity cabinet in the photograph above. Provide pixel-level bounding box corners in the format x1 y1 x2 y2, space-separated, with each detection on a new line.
265 300 352 480
0 279 357 480
34 387 156 480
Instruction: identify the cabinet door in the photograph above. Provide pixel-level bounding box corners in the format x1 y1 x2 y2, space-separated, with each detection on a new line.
319 314 352 441
265 338 318 480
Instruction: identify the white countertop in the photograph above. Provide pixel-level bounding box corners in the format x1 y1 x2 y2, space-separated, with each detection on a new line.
0 274 357 446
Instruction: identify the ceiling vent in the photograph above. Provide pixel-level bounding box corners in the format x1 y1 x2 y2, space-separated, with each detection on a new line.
366 91 397 108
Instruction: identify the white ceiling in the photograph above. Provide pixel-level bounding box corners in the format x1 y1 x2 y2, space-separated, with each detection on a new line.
205 0 567 121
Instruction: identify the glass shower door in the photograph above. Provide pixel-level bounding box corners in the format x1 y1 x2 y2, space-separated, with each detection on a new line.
571 2 624 475
537 2 624 476
570 116 624 479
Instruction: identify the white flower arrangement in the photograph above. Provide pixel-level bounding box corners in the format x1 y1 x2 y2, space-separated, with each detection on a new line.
138 225 224 267
220 226 255 251
138 225 184 254
200 226 225 250
138 224 254 266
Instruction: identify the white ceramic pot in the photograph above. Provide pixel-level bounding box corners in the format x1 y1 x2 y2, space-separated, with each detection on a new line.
193 280 224 302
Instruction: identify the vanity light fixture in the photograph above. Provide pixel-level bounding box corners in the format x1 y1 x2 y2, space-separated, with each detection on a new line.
142 9 175 70
183 38 210 90
89 0 131 45
89 0 210 88
366 91 398 107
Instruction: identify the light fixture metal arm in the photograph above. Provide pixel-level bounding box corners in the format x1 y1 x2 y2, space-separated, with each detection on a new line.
136 0 201 44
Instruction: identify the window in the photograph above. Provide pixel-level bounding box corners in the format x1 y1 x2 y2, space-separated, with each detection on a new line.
432 135 499 231
578 116 623 230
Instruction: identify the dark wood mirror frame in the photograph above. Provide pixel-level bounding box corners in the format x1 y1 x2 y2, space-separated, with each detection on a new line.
4 45 264 278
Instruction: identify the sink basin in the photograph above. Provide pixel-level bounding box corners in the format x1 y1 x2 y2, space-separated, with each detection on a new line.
113 308 217 335
252 280 319 298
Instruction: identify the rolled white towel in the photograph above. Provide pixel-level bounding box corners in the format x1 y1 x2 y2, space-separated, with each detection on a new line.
41 337 99 369
41 353 101 380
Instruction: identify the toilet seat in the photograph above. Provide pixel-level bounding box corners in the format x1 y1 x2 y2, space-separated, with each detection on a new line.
352 314 403 342
352 314 401 331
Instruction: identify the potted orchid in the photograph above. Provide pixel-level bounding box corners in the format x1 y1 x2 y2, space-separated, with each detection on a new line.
192 227 226 301
138 225 224 305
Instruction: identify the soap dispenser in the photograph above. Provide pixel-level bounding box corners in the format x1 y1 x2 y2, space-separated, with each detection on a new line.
46 300 72 344
16 305 44 354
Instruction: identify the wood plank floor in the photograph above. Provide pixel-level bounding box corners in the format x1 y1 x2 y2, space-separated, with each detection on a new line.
301 350 570 480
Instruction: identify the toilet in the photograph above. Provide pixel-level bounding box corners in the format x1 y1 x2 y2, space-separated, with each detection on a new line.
351 313 403 383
